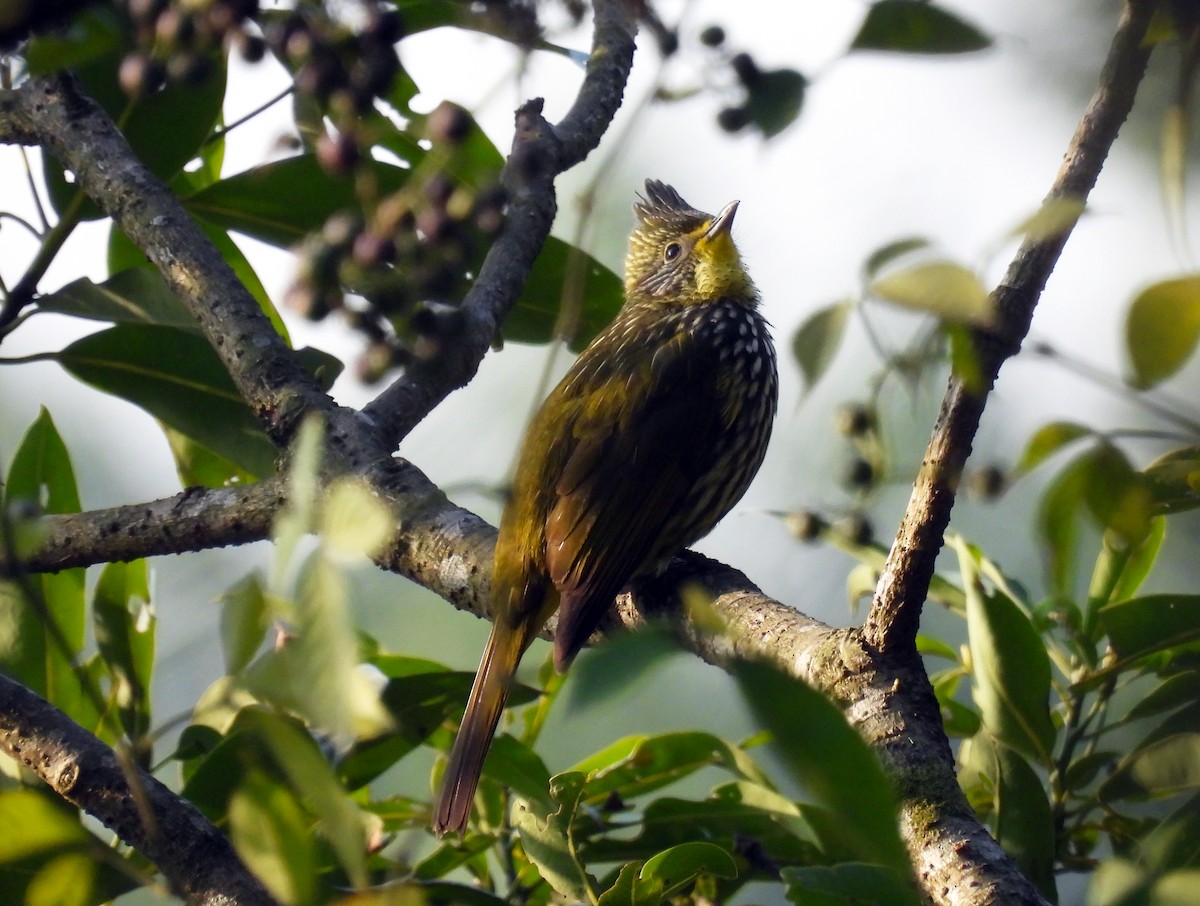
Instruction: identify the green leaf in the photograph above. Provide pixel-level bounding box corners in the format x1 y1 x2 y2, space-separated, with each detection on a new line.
596 862 654 906
570 731 771 804
503 237 624 351
863 237 931 279
732 660 908 872
973 736 1057 901
745 68 808 139
783 863 920 906
791 300 852 393
1017 422 1093 475
109 222 289 342
25 851 96 906
247 710 370 888
512 772 593 902
870 260 992 325
228 768 318 906
640 842 737 898
37 271 197 331
183 155 411 247
1140 792 1200 871
1099 595 1200 663
1129 673 1200 721
1125 275 1200 389
93 560 154 744
2 410 87 714
482 734 553 809
584 789 818 870
1145 445 1200 515
163 426 257 489
54 324 278 476
43 51 226 219
1102 734 1200 800
219 574 270 675
957 538 1055 764
0 789 88 861
851 0 992 54
1081 444 1154 546
1037 452 1092 597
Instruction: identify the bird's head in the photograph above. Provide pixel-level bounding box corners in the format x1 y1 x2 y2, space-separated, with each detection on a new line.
625 180 754 304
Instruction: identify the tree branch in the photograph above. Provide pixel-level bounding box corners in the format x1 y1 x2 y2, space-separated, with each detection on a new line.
0 479 285 574
0 673 278 906
361 0 638 448
864 0 1156 653
0 74 336 446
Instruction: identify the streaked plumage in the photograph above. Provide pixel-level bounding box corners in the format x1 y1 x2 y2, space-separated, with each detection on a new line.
434 180 778 836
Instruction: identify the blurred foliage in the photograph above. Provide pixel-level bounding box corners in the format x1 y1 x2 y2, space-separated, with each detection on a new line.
3 1 1200 905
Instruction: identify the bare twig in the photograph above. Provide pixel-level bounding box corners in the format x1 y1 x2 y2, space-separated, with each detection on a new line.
864 0 1156 653
361 0 638 448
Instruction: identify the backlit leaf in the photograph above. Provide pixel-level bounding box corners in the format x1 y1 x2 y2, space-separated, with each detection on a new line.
1125 275 1200 389
791 300 852 393
512 772 592 902
871 260 992 325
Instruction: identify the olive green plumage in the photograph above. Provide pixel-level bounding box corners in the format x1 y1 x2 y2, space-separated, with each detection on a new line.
434 179 778 835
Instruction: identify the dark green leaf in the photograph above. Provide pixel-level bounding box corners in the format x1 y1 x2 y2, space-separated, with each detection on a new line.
93 560 154 743
1125 275 1200 389
783 863 920 906
483 734 552 809
583 789 819 870
503 237 624 351
791 300 852 393
1145 446 1200 515
745 69 807 139
1100 595 1200 663
37 271 196 332
1130 673 1200 721
54 325 278 476
183 155 411 247
512 772 592 901
959 540 1055 764
732 660 908 872
851 0 992 54
43 52 226 219
640 842 737 897
1081 444 1154 546
2 410 87 714
976 737 1057 902
1017 422 1093 475
1140 792 1200 870
413 835 496 881
595 862 650 906
414 881 512 905
566 628 678 711
23 7 127 73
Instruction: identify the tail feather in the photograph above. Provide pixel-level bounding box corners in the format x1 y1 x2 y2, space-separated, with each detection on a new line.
434 626 523 835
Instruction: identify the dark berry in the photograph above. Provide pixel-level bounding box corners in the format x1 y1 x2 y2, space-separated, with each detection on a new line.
699 25 725 47
731 52 760 87
426 101 472 145
717 106 750 133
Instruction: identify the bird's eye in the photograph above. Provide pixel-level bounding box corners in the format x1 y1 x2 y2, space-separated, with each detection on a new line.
663 242 682 262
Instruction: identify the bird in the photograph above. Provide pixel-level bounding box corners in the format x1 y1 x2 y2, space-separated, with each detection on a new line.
434 179 778 836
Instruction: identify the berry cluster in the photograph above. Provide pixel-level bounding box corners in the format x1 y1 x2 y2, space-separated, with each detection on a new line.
118 0 262 96
285 102 507 383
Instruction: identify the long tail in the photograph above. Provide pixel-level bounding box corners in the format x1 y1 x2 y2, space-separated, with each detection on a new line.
434 624 524 835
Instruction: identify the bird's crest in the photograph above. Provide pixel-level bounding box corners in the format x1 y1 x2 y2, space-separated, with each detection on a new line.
634 180 708 231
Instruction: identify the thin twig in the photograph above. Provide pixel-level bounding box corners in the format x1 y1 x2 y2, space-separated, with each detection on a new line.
865 0 1157 653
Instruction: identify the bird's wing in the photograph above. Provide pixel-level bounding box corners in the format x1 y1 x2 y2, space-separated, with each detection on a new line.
543 334 728 668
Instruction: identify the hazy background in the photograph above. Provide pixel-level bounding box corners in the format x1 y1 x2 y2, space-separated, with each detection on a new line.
2 2 1197 901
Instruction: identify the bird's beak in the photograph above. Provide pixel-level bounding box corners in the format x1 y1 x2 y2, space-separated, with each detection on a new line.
704 200 740 241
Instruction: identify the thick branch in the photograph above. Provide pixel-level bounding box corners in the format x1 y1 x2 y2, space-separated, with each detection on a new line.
0 74 335 445
0 479 285 574
864 0 1156 653
0 674 277 906
361 0 638 448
